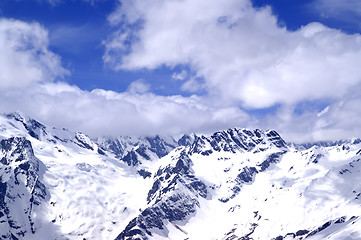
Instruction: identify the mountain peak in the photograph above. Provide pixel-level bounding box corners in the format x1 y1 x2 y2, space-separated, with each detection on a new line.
189 128 287 156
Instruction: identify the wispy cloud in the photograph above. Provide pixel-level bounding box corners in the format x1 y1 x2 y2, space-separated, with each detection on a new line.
43 0 106 6
309 0 361 31
49 24 104 54
311 0 361 18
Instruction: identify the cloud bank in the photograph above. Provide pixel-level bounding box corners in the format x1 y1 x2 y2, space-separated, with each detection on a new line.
0 82 251 137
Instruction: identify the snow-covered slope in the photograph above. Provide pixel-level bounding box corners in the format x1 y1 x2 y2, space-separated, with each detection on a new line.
115 129 361 240
1 112 361 240
0 113 157 239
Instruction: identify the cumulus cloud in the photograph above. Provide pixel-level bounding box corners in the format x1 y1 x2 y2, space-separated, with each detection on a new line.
0 18 69 89
104 0 361 109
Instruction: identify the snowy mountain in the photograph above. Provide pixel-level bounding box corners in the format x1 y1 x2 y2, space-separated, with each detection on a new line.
1 112 361 239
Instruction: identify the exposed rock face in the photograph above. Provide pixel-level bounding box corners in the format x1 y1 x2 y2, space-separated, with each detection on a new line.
98 135 179 167
116 129 289 239
116 149 207 240
0 137 47 239
189 128 287 156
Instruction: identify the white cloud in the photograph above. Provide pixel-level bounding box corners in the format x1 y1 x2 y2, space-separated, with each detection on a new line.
0 18 69 89
127 79 150 93
312 94 361 141
2 5 361 143
104 0 361 109
0 82 251 137
181 77 205 93
0 17 251 138
254 83 361 143
3 78 361 142
102 0 361 142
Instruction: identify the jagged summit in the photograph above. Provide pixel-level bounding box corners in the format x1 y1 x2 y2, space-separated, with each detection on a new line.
2 112 286 156
189 128 287 156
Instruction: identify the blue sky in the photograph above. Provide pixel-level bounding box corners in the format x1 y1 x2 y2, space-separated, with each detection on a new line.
1 0 358 94
1 0 361 142
0 0 193 95
2 0 359 93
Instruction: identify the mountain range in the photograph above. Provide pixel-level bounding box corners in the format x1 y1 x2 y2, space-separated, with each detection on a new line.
0 112 361 240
